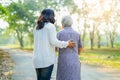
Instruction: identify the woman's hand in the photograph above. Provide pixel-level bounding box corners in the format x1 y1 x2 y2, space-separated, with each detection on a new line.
68 40 75 48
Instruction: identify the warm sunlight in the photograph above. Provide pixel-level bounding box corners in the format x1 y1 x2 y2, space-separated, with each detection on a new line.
74 0 83 9
55 7 70 26
0 19 8 29
73 0 119 34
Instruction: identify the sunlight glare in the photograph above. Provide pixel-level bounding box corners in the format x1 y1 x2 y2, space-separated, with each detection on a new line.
85 0 98 4
55 7 70 26
73 0 83 9
0 19 8 29
71 13 79 32
103 0 112 11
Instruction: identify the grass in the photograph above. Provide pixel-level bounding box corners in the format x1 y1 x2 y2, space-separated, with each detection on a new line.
2 44 120 68
80 48 120 68
16 47 120 68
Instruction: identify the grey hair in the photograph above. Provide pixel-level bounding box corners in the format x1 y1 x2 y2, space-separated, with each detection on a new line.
62 15 73 27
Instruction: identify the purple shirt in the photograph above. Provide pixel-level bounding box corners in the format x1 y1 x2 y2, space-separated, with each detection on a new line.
57 27 82 55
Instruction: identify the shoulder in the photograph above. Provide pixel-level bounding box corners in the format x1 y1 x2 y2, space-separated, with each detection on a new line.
57 29 65 35
45 22 56 30
46 23 55 28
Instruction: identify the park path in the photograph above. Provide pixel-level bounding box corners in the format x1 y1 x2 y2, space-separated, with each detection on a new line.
3 48 120 80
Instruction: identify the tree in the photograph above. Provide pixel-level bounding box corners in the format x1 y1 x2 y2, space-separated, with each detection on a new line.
0 4 8 19
80 1 89 47
101 0 119 48
7 3 23 48
89 20 96 50
22 0 40 47
95 18 103 48
109 0 119 48
7 2 38 48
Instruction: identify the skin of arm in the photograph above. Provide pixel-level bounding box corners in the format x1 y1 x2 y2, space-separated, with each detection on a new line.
55 47 58 52
78 48 82 55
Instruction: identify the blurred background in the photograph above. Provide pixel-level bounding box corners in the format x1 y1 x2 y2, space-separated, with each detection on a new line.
0 0 120 80
0 0 120 68
0 0 120 49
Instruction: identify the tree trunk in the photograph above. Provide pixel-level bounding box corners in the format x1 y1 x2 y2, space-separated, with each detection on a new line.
110 40 114 48
82 18 88 48
19 37 24 48
106 35 109 47
16 30 24 48
89 24 95 50
90 38 94 50
90 31 94 50
97 31 101 48
82 25 86 48
97 36 101 48
110 33 114 48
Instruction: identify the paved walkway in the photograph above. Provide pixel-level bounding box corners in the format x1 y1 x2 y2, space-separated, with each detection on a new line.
4 48 120 80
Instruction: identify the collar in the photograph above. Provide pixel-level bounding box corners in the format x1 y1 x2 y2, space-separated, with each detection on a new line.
64 27 72 29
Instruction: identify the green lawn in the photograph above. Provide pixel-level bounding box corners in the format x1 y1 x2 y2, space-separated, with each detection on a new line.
80 48 120 68
21 47 120 68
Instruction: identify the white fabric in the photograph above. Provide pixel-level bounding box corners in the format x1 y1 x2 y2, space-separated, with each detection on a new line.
33 22 68 68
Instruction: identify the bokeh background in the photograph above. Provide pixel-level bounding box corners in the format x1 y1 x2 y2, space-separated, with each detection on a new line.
0 0 120 80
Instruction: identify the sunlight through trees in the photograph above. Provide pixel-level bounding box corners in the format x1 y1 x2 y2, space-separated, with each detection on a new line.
0 0 120 49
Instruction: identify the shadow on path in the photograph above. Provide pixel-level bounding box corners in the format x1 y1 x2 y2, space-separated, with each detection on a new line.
3 48 120 80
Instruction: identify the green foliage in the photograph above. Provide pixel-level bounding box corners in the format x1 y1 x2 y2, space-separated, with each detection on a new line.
24 0 39 11
0 4 8 15
6 1 39 48
115 42 120 47
0 4 8 20
0 0 51 47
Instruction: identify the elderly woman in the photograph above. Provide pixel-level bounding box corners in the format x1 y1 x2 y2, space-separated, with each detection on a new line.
56 16 82 80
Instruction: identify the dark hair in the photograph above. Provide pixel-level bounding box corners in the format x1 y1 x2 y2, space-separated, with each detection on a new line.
36 9 55 30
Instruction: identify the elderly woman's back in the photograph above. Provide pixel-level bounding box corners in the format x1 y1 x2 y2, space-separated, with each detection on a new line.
56 16 82 80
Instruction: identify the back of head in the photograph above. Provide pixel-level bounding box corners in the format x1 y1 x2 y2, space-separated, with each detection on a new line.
62 15 73 27
36 8 55 30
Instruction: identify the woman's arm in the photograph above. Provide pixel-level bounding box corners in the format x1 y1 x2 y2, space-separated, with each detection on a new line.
48 24 75 48
78 48 82 55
